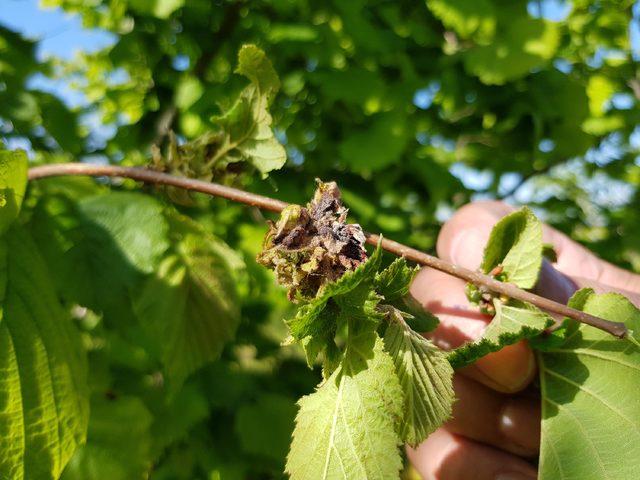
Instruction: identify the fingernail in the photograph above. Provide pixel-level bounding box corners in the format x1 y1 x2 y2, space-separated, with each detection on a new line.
495 472 536 480
473 342 536 393
450 228 487 270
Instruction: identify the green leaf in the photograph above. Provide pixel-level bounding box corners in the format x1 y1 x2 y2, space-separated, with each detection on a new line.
175 75 204 110
538 291 640 480
0 149 28 235
152 45 286 182
339 111 409 172
286 338 403 480
383 312 454 446
397 295 441 333
61 395 154 480
215 88 286 175
542 242 558 263
133 212 244 390
129 0 184 19
236 44 280 101
464 15 559 85
375 257 416 301
78 192 170 274
34 91 83 154
481 207 543 289
375 258 439 332
587 75 616 117
531 289 592 351
289 244 383 367
289 243 383 341
449 300 554 368
235 393 297 463
0 226 89 480
310 68 385 106
208 45 286 175
148 384 209 457
30 191 170 323
427 0 496 41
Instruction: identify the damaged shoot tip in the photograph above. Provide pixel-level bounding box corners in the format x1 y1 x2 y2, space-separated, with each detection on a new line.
257 180 367 301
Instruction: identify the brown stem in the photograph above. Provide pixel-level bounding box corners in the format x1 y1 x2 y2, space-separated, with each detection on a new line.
28 163 629 339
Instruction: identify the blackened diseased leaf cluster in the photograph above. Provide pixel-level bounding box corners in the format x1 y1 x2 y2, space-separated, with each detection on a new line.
257 180 367 300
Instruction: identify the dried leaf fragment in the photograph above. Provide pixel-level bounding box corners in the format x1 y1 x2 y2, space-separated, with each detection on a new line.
257 180 367 300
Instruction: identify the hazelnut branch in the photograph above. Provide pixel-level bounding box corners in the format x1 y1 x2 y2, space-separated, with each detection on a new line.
28 163 628 339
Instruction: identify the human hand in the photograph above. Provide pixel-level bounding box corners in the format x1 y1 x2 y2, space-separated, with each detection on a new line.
408 201 640 480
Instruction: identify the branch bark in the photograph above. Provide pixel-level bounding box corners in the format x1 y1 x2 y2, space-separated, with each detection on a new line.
28 162 629 340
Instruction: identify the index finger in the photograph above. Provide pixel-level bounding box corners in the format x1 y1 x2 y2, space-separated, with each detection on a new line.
411 268 536 393
438 200 640 293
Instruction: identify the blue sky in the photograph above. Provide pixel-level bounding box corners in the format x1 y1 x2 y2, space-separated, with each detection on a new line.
0 0 115 61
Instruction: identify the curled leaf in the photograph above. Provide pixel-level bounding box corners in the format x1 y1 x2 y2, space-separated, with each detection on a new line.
151 44 286 200
449 300 553 368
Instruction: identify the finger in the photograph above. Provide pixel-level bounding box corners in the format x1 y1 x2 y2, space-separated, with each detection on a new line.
407 429 537 480
445 375 540 457
411 268 536 393
535 260 640 308
438 201 640 293
539 223 640 294
569 276 640 308
436 201 513 271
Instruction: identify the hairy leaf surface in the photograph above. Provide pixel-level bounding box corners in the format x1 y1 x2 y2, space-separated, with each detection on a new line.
286 338 403 480
375 258 439 332
538 290 640 480
383 314 454 446
289 244 383 368
374 257 416 301
449 300 553 368
0 227 89 480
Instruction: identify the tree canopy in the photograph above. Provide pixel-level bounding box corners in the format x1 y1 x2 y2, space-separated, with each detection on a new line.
1 1 639 478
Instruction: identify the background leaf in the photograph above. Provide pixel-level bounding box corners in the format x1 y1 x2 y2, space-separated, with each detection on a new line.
3 1 640 477
30 191 170 325
134 213 245 390
0 149 28 235
235 393 297 464
0 227 89 480
61 395 154 480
